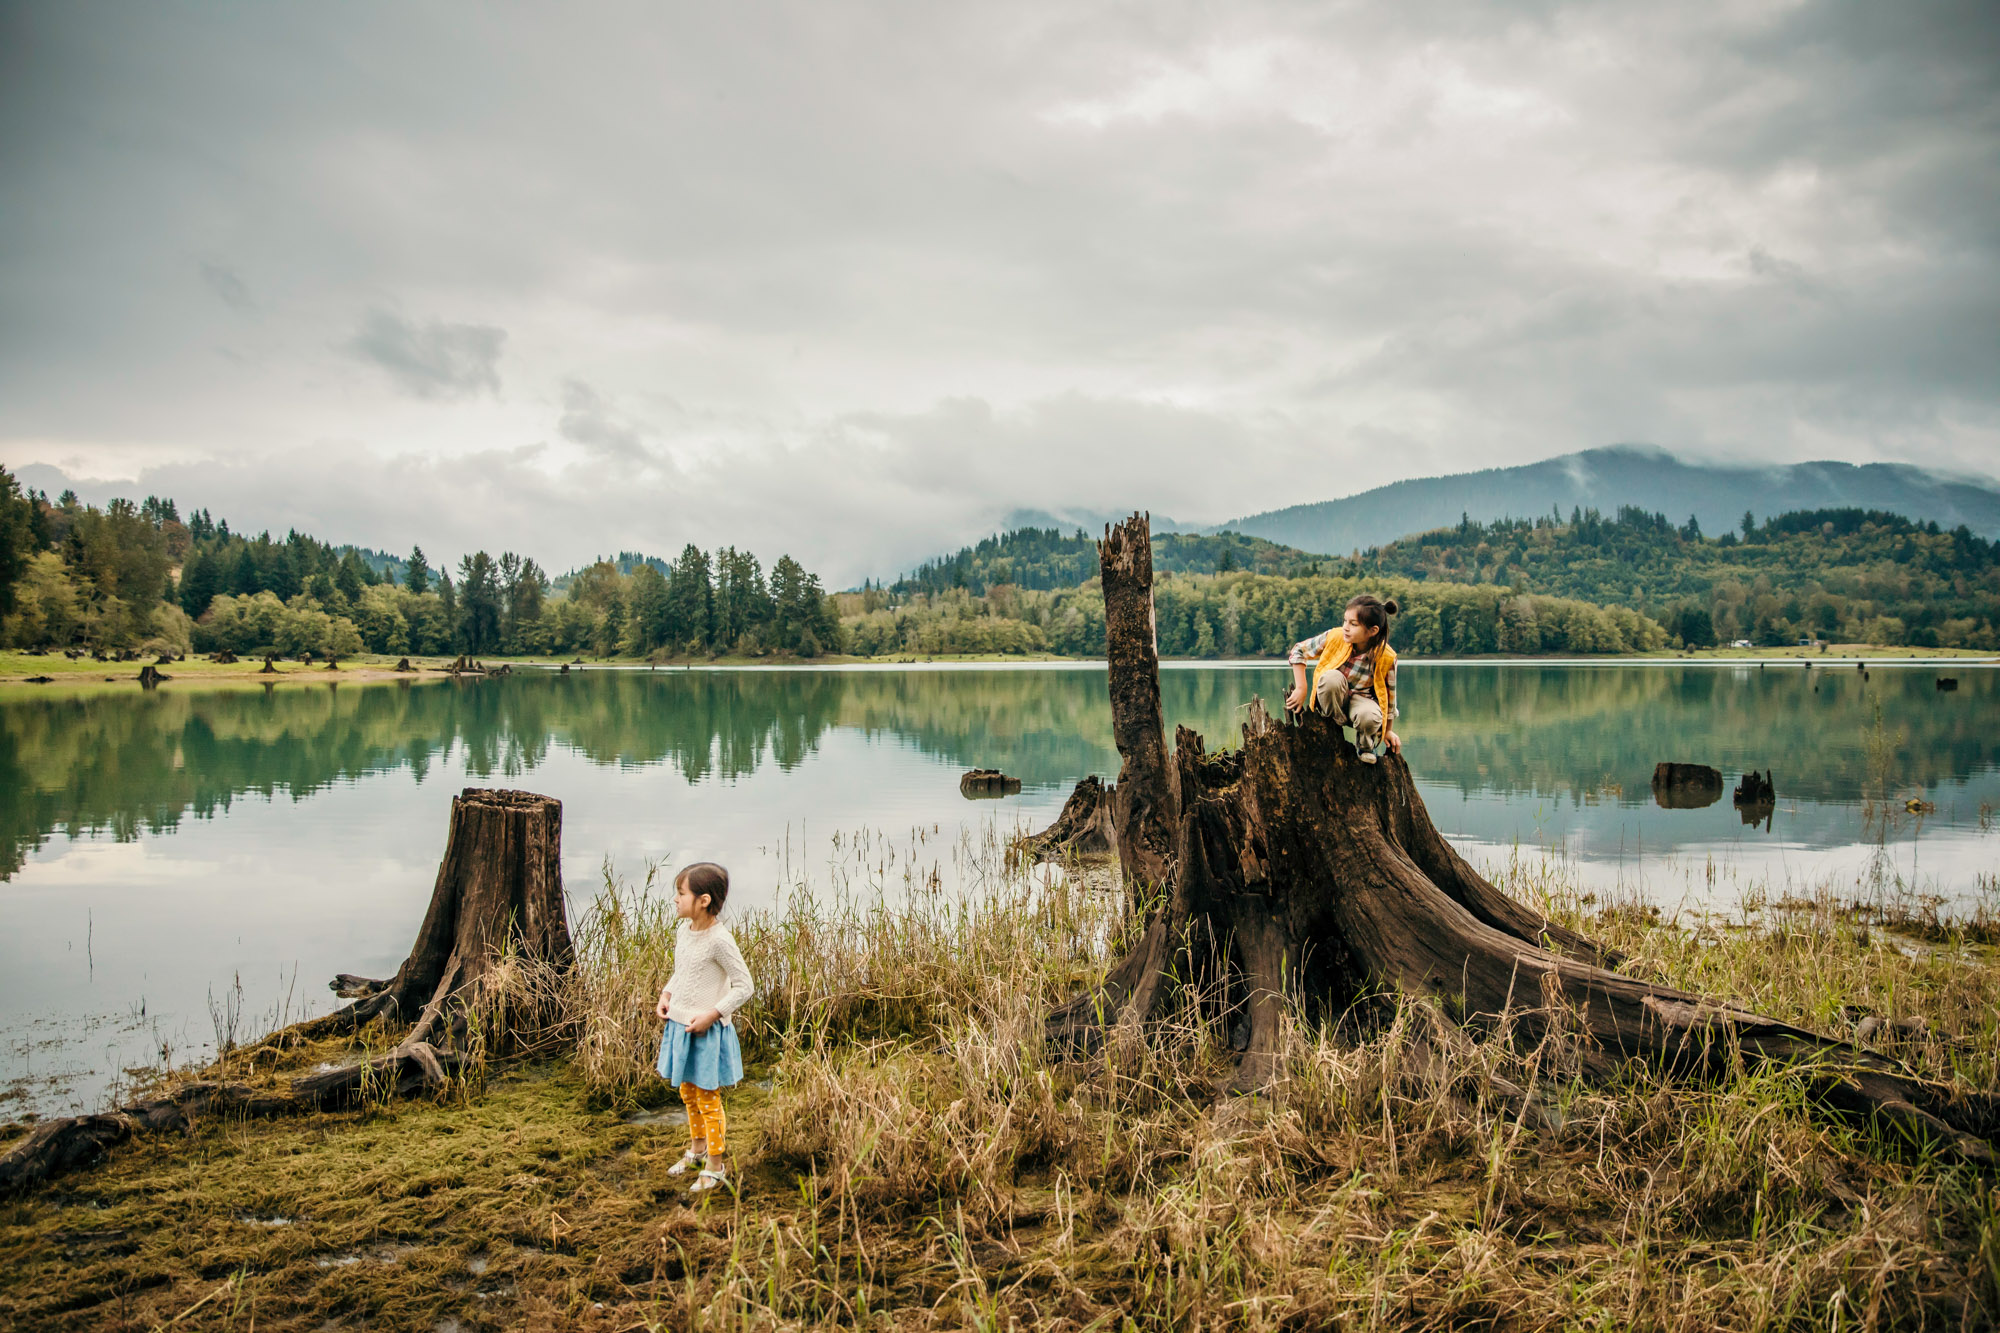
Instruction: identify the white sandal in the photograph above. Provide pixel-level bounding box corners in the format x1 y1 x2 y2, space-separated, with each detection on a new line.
689 1167 729 1195
666 1148 704 1177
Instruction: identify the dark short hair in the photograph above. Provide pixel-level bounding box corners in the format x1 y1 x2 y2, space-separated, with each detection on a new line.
1346 594 1400 643
677 862 730 915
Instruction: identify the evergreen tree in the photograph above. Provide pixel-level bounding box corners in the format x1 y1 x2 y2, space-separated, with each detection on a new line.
0 467 34 618
627 564 671 652
769 555 806 652
664 544 714 651
595 589 625 658
335 551 367 603
229 544 259 596
405 546 432 595
457 552 503 653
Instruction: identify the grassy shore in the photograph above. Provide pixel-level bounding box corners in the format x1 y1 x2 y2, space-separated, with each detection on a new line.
2 849 1996 1331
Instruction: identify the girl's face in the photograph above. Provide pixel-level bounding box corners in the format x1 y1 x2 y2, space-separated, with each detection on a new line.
1341 608 1379 647
674 877 712 923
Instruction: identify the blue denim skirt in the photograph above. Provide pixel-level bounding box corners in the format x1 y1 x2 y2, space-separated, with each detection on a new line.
656 1019 744 1091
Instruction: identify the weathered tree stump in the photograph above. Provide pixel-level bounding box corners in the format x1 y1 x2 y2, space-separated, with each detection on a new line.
1018 775 1118 861
293 788 572 1051
0 789 572 1195
960 768 1023 799
136 664 169 687
1733 769 1776 806
393 657 414 672
1044 514 1999 1161
1651 761 1723 809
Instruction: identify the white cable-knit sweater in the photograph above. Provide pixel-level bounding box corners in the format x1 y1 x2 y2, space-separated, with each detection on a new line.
661 920 755 1027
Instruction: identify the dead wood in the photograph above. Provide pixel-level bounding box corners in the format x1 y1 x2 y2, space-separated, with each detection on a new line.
2 789 571 1196
0 1050 468 1197
1047 515 1999 1162
1018 775 1118 861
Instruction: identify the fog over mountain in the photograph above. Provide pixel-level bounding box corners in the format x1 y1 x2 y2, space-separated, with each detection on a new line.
2 2 1996 586
1217 447 2000 556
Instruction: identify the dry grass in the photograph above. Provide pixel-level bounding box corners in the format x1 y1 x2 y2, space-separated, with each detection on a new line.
3 847 1996 1331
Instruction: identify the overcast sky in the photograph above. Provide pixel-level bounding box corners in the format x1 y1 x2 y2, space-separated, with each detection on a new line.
2 1 1995 583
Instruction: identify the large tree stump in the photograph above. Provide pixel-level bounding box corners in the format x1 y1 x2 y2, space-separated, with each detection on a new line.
1045 515 1999 1161
1 789 571 1196
305 787 572 1051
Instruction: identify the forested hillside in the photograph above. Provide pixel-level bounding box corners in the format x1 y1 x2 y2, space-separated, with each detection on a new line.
0 469 839 660
895 526 1320 593
1353 506 2000 648
6 460 1985 664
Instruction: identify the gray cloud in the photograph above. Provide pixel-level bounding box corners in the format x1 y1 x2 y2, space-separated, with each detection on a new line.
557 380 657 466
346 310 506 401
0 0 1995 578
199 263 254 312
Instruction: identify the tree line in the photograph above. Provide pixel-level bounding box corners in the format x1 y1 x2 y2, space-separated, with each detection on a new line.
0 469 839 660
1351 505 2000 649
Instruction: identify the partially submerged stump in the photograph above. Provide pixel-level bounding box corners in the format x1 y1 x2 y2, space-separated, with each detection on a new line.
1018 775 1118 861
0 788 572 1195
1734 769 1776 806
1043 514 1999 1161
1651 761 1723 809
960 768 1023 799
136 664 169 687
394 657 414 672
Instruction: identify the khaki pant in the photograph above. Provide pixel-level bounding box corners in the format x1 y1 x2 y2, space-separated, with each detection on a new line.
1315 670 1384 750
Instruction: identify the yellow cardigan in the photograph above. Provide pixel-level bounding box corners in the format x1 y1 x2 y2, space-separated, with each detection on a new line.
1311 638 1397 726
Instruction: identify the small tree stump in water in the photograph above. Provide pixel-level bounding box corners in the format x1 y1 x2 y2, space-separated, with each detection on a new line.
960 768 1022 799
1651 761 1723 809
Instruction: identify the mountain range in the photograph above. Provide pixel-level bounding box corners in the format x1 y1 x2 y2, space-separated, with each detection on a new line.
1211 446 2000 555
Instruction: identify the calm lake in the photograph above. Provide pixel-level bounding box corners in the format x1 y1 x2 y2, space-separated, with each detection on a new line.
3 660 1994 1116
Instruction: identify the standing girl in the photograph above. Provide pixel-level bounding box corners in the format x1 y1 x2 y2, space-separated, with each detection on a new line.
1283 594 1402 761
654 862 755 1195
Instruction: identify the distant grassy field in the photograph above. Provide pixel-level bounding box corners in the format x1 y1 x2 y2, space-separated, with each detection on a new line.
2 642 1991 688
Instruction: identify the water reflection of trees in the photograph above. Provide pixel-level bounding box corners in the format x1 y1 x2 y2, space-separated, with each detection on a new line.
1 666 1990 878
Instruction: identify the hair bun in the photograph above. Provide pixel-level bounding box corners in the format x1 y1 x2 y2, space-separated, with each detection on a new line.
1382 598 1400 615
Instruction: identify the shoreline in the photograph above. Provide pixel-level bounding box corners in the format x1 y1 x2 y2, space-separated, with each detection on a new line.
2 642 1994 687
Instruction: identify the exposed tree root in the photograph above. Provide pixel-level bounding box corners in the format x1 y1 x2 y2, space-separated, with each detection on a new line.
1048 513 2000 1164
5 788 575 1196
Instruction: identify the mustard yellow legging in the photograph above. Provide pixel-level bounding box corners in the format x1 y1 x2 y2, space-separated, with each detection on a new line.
680 1082 726 1154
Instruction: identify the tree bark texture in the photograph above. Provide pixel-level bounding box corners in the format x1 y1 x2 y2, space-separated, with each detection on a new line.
1100 516 1179 897
2 789 571 1195
1017 775 1117 862
294 787 571 1049
1049 521 1999 1161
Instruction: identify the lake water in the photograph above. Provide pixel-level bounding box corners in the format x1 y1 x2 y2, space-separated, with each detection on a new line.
3 660 1995 1116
